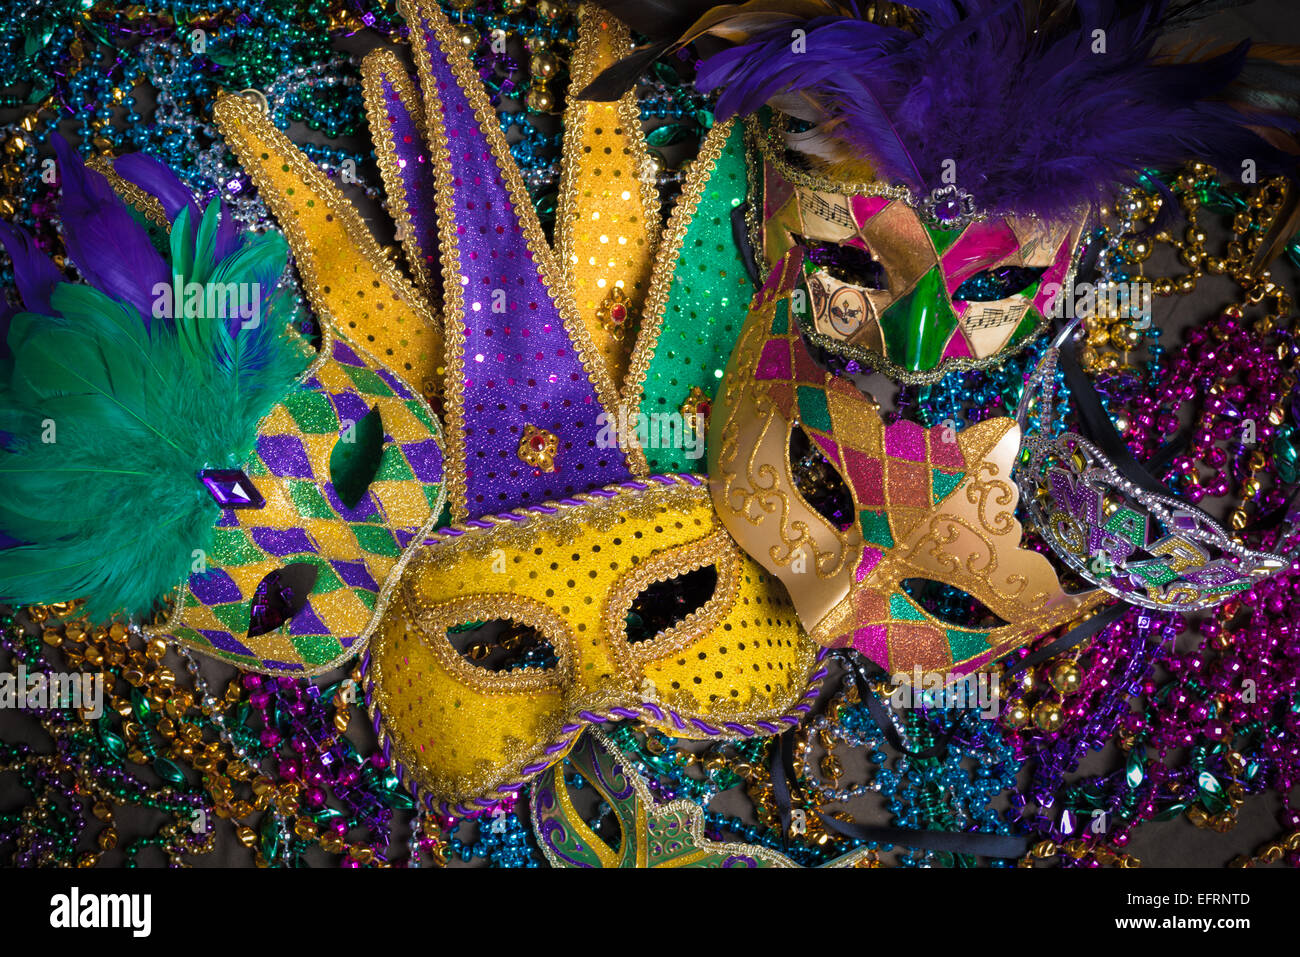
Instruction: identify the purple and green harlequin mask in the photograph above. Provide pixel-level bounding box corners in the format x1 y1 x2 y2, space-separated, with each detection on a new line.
757 128 1086 384
156 330 446 675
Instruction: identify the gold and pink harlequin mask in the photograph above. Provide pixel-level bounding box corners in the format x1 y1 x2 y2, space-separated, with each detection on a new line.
709 249 1103 677
756 127 1086 383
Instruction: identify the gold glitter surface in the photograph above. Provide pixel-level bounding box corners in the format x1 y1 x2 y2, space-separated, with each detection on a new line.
213 95 445 406
366 476 818 805
554 4 661 386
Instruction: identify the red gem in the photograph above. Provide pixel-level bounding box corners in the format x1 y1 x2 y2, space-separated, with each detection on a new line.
529 435 548 451
608 303 627 323
698 400 711 417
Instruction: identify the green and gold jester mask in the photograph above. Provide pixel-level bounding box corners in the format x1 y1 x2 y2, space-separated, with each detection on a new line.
755 118 1086 384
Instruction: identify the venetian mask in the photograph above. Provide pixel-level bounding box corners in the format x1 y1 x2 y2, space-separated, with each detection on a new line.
0 142 446 678
531 728 875 868
366 476 819 810
756 121 1086 384
1017 321 1299 610
155 326 447 675
709 249 1103 677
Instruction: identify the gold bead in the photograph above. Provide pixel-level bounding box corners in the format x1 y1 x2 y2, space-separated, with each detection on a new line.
1002 701 1030 728
1032 700 1064 732
1109 323 1142 352
526 86 556 114
453 23 478 49
530 51 558 80
1049 662 1082 695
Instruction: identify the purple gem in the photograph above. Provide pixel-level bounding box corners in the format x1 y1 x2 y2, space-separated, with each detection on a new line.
1171 509 1199 532
249 570 295 638
936 196 962 221
199 468 265 508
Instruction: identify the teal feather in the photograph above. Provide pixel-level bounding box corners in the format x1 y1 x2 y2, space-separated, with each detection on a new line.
0 204 311 621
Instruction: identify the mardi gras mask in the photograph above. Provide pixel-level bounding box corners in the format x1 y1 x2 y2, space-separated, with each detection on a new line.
0 143 445 676
530 728 874 868
580 2 1300 383
154 326 446 674
709 250 1102 678
1018 321 1299 610
208 0 825 810
366 475 820 810
756 122 1086 383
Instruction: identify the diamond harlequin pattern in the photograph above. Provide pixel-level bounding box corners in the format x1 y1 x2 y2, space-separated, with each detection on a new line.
761 178 1083 377
712 252 1102 677
157 334 445 675
756 290 1027 670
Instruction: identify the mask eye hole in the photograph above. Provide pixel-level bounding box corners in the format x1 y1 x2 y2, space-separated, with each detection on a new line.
626 565 719 643
248 562 319 637
447 619 559 673
796 234 886 289
952 265 1046 302
789 425 855 532
329 405 385 509
900 578 1011 629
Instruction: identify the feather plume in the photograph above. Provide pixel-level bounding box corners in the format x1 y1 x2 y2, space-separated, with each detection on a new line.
678 0 1300 223
0 162 309 621
52 136 170 324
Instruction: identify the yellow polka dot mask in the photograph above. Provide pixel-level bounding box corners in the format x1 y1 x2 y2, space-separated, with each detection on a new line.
366 476 820 812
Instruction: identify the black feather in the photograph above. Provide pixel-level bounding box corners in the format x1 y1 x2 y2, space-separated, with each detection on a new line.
583 0 720 40
577 39 675 100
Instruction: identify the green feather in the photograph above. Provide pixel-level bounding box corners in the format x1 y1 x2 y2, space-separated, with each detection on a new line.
0 208 311 621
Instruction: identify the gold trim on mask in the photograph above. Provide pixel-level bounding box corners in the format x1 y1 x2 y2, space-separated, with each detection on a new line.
554 4 663 387
360 49 440 307
87 155 169 230
212 94 445 406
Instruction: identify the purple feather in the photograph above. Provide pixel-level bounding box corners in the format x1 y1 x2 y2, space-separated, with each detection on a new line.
694 0 1300 222
52 135 170 324
0 219 64 315
113 152 241 261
